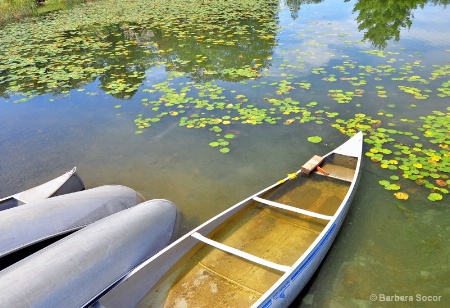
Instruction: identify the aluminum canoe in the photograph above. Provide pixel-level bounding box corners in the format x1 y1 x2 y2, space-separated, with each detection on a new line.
0 185 143 270
0 199 183 308
90 132 363 308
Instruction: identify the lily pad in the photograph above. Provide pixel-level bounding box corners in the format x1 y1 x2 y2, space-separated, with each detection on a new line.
394 192 409 200
427 193 443 201
307 136 322 143
224 134 235 139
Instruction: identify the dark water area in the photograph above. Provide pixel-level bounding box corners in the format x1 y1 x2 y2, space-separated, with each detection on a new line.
1 0 449 306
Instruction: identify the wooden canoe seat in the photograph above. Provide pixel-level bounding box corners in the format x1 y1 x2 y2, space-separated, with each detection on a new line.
301 155 323 174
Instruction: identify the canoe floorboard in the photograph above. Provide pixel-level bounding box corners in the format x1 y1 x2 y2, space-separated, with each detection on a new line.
138 245 281 307
210 205 321 267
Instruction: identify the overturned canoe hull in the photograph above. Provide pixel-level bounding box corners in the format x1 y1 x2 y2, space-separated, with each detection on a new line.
0 199 184 307
0 185 143 270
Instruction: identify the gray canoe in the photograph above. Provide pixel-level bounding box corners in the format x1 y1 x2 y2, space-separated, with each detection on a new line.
0 199 182 308
0 185 143 270
0 167 85 211
90 132 363 308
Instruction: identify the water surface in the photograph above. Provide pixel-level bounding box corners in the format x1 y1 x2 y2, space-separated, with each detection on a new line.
0 0 449 306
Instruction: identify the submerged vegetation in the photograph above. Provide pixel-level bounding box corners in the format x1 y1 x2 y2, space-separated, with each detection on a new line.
1 0 449 204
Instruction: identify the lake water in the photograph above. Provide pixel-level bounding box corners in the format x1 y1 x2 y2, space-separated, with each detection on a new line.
0 0 449 306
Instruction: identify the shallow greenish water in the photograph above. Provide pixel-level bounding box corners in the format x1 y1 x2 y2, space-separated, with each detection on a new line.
1 0 449 306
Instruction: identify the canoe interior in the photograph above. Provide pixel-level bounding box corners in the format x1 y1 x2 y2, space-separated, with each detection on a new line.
49 171 85 198
136 154 357 307
0 169 85 211
0 198 19 211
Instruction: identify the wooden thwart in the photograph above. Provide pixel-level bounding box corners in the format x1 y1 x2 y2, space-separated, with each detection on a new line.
301 155 323 174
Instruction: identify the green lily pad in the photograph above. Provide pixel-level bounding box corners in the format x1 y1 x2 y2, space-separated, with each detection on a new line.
307 136 322 143
379 180 390 187
427 193 443 201
224 134 235 139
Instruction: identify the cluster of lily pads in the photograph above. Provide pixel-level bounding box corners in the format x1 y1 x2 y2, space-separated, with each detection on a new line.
330 110 450 202
0 0 279 100
1 0 450 203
